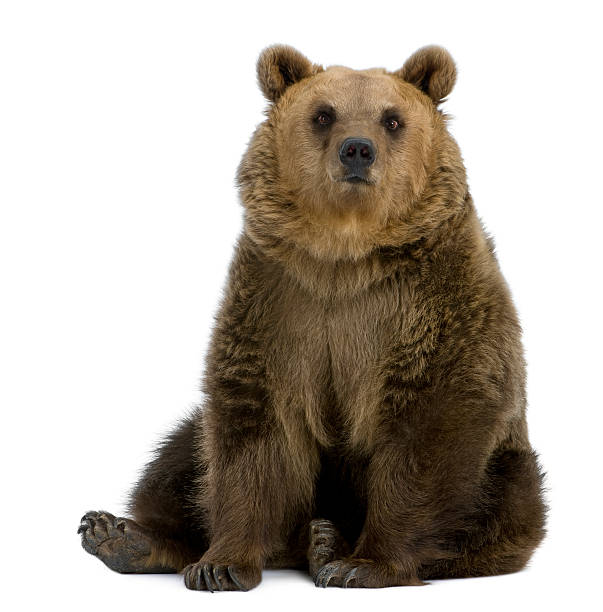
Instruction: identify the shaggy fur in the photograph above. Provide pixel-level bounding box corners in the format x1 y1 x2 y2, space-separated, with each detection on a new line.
78 44 546 591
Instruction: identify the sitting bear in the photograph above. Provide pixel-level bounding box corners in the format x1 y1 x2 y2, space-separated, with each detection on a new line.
78 44 546 591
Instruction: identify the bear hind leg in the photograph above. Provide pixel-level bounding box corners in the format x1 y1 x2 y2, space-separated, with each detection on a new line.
79 415 208 573
419 448 547 580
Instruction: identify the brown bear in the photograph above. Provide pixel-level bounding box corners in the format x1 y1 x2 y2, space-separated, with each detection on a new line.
78 44 546 591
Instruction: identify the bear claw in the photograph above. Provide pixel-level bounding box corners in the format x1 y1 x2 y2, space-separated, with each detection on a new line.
183 561 249 592
315 560 363 588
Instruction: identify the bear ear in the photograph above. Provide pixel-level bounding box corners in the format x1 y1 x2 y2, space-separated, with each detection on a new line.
257 45 323 103
394 46 457 105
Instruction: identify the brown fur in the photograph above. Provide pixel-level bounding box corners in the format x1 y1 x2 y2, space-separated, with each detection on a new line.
78 44 546 591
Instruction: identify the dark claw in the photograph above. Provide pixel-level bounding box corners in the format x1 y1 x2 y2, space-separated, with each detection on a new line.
227 565 246 591
343 566 358 588
314 565 326 587
323 564 339 588
316 562 339 588
184 562 250 591
77 523 88 534
213 566 224 591
203 564 215 592
315 564 329 587
186 566 197 590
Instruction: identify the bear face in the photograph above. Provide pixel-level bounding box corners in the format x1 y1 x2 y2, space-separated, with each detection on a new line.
239 45 463 264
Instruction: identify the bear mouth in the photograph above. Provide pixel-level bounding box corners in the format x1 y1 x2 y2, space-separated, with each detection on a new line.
338 174 374 185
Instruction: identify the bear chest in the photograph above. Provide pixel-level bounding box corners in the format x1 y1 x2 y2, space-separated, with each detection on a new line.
266 278 404 446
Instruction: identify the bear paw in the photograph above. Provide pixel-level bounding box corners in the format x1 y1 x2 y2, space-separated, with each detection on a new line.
308 518 350 579
183 559 261 592
78 510 169 573
315 558 424 589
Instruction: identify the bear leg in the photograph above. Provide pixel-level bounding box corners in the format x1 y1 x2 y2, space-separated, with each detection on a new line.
419 448 547 580
79 415 208 573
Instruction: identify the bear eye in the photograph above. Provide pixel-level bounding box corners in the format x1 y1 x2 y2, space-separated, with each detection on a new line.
316 112 333 126
384 117 400 131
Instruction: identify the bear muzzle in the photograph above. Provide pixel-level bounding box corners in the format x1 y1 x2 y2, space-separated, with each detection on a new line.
338 137 376 184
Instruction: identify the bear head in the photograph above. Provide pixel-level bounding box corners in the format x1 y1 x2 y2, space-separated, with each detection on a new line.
237 45 467 264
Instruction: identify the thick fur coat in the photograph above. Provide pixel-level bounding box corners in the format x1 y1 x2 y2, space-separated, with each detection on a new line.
78 45 546 591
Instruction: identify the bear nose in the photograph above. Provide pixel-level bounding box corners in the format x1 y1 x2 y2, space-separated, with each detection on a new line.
339 137 376 170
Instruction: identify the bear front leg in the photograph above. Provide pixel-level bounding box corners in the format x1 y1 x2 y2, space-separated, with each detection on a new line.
314 444 428 589
184 423 317 591
313 434 450 588
314 438 431 588
184 307 318 590
317 396 508 588
182 238 320 591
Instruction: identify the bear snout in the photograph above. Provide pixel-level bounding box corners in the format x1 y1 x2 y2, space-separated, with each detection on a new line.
338 137 376 181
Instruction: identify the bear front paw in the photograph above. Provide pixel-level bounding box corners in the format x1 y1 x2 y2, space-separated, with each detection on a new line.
183 560 261 592
314 558 424 589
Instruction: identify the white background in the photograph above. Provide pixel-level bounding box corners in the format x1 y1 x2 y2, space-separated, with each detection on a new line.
1 1 601 610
